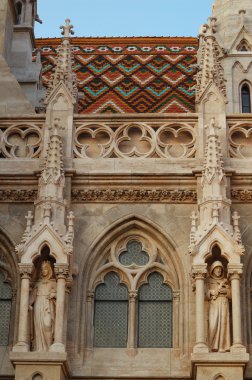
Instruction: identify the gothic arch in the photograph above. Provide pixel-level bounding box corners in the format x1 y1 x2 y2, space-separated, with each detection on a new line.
75 214 188 354
232 62 252 113
0 227 19 346
240 81 252 113
214 374 227 380
30 372 44 380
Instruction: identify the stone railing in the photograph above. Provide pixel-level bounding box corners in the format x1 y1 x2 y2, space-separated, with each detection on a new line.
228 116 252 159
0 118 44 159
73 116 197 159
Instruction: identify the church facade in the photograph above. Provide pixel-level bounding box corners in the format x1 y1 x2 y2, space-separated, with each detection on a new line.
1 1 252 379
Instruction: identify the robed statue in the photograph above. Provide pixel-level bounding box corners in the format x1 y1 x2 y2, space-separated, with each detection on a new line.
30 261 56 351
206 261 231 352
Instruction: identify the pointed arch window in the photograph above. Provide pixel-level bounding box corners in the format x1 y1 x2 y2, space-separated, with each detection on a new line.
138 272 173 347
89 234 179 350
94 272 128 347
32 374 43 380
241 83 251 113
0 271 12 345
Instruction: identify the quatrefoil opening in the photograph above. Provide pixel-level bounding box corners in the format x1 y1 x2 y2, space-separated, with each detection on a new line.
157 125 195 158
229 126 252 158
119 241 149 266
116 124 154 157
2 125 41 158
75 126 112 158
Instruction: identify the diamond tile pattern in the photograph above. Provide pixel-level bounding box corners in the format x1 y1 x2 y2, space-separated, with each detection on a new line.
37 37 198 114
138 273 172 347
94 272 128 347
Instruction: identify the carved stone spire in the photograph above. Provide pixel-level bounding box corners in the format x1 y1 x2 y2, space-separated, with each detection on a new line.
189 118 244 256
38 119 65 202
45 19 78 104
196 17 227 103
201 118 226 200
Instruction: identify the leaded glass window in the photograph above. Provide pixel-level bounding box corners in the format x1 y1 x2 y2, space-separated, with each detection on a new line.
119 241 149 266
138 272 173 348
241 84 251 113
94 272 128 347
0 271 12 346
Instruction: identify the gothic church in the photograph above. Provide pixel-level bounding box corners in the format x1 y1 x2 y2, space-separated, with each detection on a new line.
0 1 252 379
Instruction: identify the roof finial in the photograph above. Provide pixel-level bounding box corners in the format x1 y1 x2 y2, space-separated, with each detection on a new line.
239 9 246 26
60 19 74 38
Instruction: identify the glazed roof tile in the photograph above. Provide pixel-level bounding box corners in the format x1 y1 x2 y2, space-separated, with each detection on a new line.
36 36 198 114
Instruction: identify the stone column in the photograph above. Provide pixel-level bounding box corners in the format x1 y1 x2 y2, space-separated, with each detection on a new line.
228 265 246 353
192 266 208 353
50 264 68 352
173 291 180 348
128 291 137 351
86 291 94 349
13 264 33 352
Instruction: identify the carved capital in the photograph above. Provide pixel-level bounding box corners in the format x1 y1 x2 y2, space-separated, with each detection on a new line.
54 264 69 279
129 291 138 301
18 263 34 279
87 291 94 302
191 265 208 280
173 290 180 302
228 264 243 280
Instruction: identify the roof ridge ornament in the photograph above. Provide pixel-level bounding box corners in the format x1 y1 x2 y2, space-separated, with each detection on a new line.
60 19 75 39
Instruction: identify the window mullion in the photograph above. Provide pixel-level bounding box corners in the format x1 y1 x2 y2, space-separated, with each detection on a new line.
128 291 137 349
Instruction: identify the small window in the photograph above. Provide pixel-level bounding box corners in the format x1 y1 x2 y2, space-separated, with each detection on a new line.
0 271 12 346
138 272 173 348
94 272 128 347
16 2 22 24
241 83 251 113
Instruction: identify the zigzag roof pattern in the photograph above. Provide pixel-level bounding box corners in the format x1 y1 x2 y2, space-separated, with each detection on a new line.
36 37 198 114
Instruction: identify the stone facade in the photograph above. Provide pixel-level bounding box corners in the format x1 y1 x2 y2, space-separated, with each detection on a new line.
1 0 252 379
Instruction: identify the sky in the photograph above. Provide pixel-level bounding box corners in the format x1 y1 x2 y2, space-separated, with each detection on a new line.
35 0 214 39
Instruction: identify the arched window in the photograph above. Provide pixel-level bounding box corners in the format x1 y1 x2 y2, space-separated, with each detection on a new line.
88 230 180 350
94 272 128 347
241 83 251 113
0 271 12 346
138 272 173 347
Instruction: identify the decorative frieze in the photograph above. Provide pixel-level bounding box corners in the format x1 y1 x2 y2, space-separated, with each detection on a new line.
71 188 197 203
231 189 252 202
0 189 37 202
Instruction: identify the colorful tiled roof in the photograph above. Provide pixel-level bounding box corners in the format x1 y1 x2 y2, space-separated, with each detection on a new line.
36 37 198 114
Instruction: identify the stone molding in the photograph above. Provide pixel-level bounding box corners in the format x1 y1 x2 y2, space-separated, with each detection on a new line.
0 189 37 202
71 188 197 203
4 187 252 203
231 189 252 202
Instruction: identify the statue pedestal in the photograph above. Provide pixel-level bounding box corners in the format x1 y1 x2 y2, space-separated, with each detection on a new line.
191 352 249 380
10 352 69 380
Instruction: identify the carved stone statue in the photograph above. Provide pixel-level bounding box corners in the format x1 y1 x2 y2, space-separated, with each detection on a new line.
206 261 231 352
30 261 56 351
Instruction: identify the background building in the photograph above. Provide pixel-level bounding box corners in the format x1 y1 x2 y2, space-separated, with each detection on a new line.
0 0 252 379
